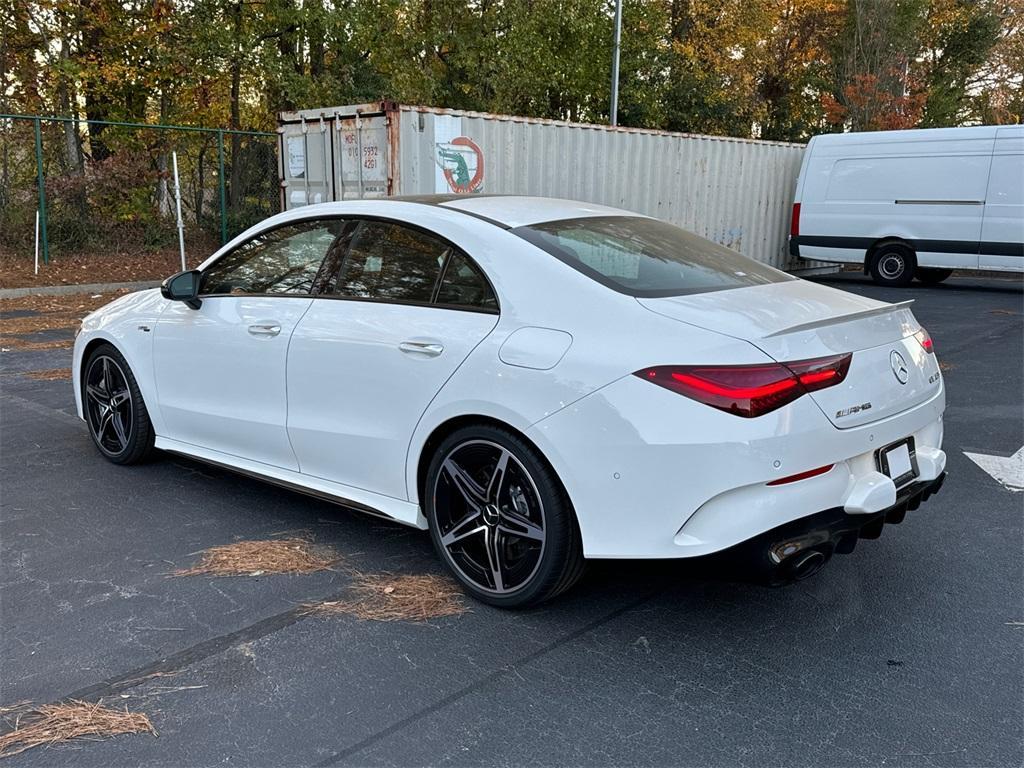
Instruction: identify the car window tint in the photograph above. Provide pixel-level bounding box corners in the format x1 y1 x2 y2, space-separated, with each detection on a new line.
331 221 449 303
201 220 344 296
435 251 497 310
513 216 793 298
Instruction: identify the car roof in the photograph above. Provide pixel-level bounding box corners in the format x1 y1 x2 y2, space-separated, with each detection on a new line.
204 195 642 271
384 194 639 229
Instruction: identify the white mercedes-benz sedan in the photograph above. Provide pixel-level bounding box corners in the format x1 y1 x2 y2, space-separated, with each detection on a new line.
73 195 947 606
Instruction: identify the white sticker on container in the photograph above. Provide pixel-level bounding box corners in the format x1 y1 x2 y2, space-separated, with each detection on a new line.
287 136 306 178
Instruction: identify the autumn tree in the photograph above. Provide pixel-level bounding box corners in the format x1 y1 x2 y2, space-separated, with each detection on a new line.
824 0 930 131
3 0 1022 144
918 0 1004 126
753 0 844 141
962 0 1023 124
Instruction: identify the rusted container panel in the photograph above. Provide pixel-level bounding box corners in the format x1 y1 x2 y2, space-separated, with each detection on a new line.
279 103 826 271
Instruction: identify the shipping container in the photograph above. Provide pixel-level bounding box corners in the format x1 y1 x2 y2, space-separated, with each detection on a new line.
277 101 825 272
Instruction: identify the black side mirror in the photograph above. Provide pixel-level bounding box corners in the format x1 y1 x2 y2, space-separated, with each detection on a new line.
161 270 202 309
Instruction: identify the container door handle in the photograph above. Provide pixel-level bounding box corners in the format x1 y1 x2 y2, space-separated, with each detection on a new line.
399 341 443 357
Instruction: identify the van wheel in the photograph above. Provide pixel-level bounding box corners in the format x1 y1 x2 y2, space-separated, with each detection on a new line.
869 245 916 287
916 268 953 285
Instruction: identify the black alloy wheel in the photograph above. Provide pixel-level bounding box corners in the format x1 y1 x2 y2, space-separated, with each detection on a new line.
83 344 155 464
426 425 584 607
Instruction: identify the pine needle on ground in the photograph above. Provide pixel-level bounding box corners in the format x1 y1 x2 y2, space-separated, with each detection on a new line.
307 572 468 622
24 368 71 381
173 537 338 577
0 700 154 760
0 337 73 351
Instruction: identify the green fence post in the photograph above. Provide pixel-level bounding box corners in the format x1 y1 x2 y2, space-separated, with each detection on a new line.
217 129 227 244
33 117 50 265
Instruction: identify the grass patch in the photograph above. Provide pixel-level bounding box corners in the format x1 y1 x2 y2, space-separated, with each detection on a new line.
307 572 468 622
0 700 154 759
173 537 338 577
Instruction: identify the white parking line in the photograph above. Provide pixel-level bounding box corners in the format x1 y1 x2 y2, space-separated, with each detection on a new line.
964 446 1024 493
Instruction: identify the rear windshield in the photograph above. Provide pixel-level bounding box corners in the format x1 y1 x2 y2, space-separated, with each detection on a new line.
513 215 793 298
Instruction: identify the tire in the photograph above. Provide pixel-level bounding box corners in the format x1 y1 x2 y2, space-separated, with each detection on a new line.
916 267 953 285
425 424 585 607
82 343 155 465
869 244 916 287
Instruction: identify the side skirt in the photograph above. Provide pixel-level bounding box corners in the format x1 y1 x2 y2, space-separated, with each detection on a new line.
154 436 427 529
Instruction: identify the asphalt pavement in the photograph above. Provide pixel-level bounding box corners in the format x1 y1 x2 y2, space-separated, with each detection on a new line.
1 272 1021 767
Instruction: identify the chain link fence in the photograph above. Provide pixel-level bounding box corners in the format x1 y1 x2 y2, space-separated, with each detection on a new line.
0 115 280 276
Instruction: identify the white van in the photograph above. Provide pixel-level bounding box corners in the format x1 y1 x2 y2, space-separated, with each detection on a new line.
790 125 1023 285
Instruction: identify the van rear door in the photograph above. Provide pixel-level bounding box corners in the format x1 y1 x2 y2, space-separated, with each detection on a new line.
980 126 1024 273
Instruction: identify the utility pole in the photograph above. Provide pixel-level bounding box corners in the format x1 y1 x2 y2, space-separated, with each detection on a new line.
610 0 623 127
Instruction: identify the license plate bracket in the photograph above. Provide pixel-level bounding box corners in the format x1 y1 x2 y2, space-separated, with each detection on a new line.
877 437 919 488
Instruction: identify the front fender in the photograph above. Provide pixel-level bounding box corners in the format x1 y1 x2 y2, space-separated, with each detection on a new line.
73 289 169 433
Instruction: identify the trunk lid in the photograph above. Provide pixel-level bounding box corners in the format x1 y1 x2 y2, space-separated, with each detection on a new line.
638 280 942 428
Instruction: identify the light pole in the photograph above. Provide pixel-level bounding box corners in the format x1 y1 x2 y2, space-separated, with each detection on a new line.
610 0 623 126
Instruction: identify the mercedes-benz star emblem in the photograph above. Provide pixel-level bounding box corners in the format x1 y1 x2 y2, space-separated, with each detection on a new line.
890 350 910 384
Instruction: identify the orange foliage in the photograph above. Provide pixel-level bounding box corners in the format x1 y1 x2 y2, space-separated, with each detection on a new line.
822 72 927 131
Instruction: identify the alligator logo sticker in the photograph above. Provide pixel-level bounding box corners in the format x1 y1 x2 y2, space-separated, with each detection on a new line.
435 137 484 194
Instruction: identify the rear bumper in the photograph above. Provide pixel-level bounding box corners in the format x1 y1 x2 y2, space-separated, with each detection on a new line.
528 372 946 560
707 472 947 585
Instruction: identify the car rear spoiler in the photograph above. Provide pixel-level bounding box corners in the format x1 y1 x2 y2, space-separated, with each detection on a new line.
762 300 915 338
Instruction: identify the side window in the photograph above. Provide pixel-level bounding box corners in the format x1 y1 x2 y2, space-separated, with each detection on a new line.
331 221 448 303
200 220 345 296
435 251 498 310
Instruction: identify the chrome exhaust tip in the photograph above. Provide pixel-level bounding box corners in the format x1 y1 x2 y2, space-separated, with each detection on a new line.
789 550 828 581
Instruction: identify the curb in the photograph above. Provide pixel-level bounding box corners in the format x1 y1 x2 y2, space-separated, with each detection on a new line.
0 280 161 299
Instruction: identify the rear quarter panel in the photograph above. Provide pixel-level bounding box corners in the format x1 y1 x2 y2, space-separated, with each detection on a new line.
406 287 774 502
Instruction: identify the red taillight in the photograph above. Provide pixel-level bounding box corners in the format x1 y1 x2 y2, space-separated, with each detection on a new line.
652 365 803 416
786 354 853 392
767 464 835 486
790 202 801 237
635 353 851 418
914 328 934 354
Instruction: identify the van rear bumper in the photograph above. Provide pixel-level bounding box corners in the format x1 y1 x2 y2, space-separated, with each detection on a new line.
790 236 869 265
790 234 870 260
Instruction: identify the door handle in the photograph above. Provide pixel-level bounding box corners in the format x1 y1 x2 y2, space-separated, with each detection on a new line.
248 323 282 337
399 341 444 357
